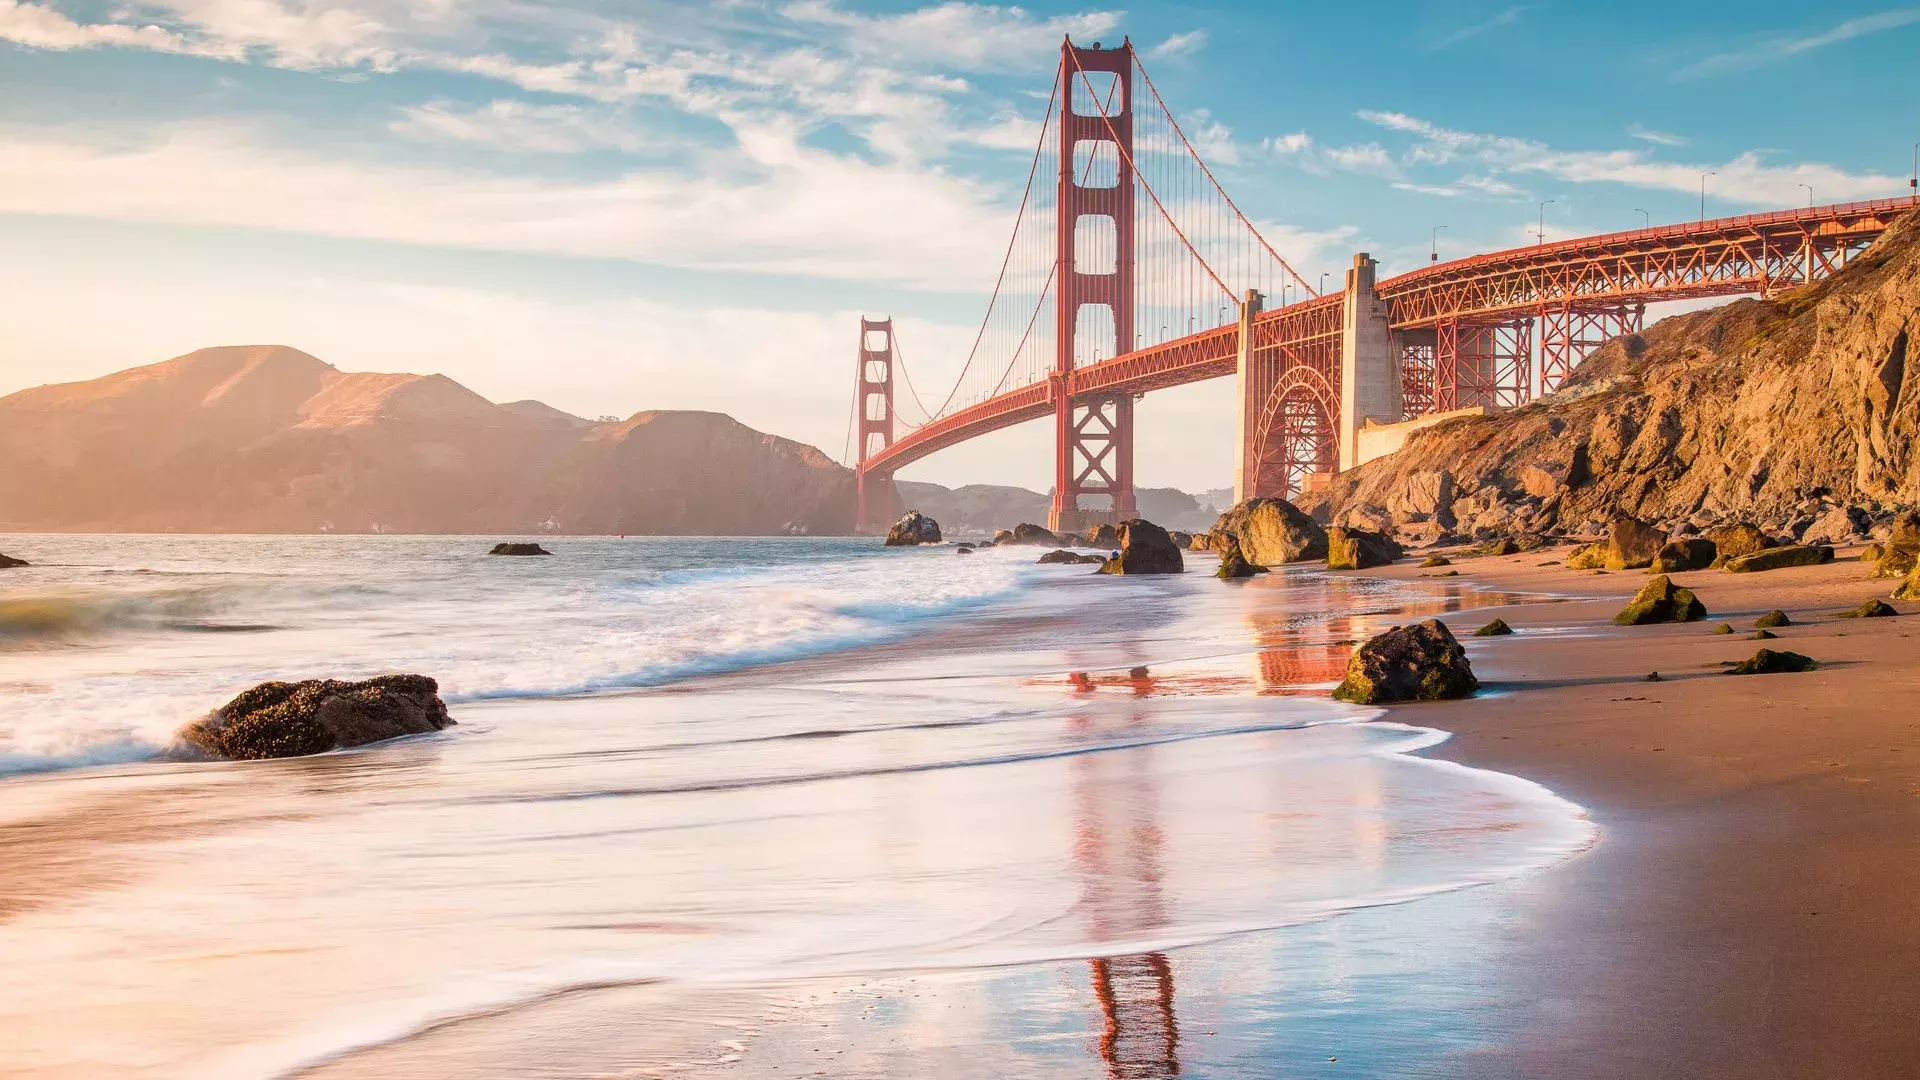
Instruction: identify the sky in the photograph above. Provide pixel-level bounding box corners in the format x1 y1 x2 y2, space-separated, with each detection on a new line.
2 0 1917 493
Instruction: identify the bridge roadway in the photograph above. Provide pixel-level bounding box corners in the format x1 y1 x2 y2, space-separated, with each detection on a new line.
861 196 1914 503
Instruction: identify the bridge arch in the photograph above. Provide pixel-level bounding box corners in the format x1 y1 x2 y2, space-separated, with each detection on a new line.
1249 365 1338 500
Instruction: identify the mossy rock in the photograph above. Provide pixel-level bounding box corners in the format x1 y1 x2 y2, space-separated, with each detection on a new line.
1724 545 1832 573
1567 543 1607 570
1651 538 1718 574
1612 575 1708 625
1331 619 1478 704
1725 649 1817 675
1754 609 1791 628
1215 542 1263 579
1472 618 1514 636
1712 623 1734 634
1834 598 1898 618
1420 554 1452 568
1751 629 1778 640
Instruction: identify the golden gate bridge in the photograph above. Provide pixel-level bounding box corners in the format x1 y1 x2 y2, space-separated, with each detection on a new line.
850 37 1914 534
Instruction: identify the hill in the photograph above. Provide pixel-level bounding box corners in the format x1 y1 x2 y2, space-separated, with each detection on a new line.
1300 209 1920 540
0 346 853 534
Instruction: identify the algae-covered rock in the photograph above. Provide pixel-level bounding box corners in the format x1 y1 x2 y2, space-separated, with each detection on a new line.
1705 524 1772 566
1724 545 1832 573
1038 549 1104 565
1755 609 1791 628
1419 554 1452 568
1215 542 1262 579
1895 565 1920 601
1567 543 1607 570
1751 629 1778 640
1726 649 1817 675
1651 538 1717 574
1835 598 1898 618
1473 618 1514 636
175 675 453 760
1712 623 1735 634
1331 619 1479 704
1613 574 1708 625
1605 516 1668 570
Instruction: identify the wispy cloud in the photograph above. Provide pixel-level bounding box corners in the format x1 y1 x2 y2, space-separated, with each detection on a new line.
1678 7 1920 78
1424 5 1526 52
1147 28 1207 60
1627 123 1688 147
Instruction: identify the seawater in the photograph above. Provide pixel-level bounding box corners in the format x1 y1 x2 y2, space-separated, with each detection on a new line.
0 534 1595 1078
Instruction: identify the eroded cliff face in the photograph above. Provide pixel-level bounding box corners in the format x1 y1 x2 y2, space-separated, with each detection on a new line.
1300 209 1920 539
0 345 853 534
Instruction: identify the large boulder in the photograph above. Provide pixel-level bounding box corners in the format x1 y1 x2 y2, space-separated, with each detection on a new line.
1863 541 1919 579
1097 519 1184 575
1893 564 1920 601
1567 542 1608 569
1650 537 1717 574
1704 523 1773 565
1604 516 1668 570
1802 505 1870 546
1613 575 1707 624
489 542 552 556
175 675 454 760
1327 526 1401 570
1331 620 1479 704
0 551 26 569
1006 522 1063 546
1724 545 1833 573
1208 498 1327 565
884 511 942 546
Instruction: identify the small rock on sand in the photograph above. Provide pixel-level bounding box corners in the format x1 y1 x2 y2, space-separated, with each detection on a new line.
1834 598 1898 618
1613 575 1707 625
1755 609 1791 628
1726 649 1817 675
1473 618 1514 636
1331 620 1478 704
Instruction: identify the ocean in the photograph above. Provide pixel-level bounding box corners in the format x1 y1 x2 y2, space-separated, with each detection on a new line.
0 535 1594 1078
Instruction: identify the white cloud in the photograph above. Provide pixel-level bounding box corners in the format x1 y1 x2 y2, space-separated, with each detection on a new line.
0 123 1015 287
777 1 1121 72
1263 131 1312 156
1180 108 1239 166
1147 28 1206 60
1679 8 1920 77
1324 142 1395 174
1425 5 1526 51
1627 123 1687 147
0 0 231 54
389 99 649 153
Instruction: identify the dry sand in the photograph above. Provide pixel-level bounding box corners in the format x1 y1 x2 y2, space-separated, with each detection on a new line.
1381 545 1920 1078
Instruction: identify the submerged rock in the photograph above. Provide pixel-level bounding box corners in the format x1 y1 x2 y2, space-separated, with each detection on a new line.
489 542 551 556
1613 575 1708 625
884 511 942 546
1651 538 1717 574
175 675 453 760
1326 526 1401 571
1331 620 1479 704
1097 520 1184 575
1038 548 1104 565
0 551 26 569
1726 649 1817 675
1724 545 1832 573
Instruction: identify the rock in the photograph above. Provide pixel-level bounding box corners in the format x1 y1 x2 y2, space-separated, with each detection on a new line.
1888 509 1920 548
884 511 942 546
1169 530 1194 550
1007 522 1062 546
1650 537 1718 574
1216 542 1261 579
1038 549 1103 565
1209 498 1328 566
955 545 974 555
1726 649 1817 675
1895 565 1920 601
489 542 551 556
0 552 27 569
1755 609 1791 628
1331 620 1479 704
1802 505 1871 546
1835 598 1898 618
1096 520 1185 575
992 529 1014 545
1419 554 1452 568
1473 618 1514 636
1605 516 1668 570
1187 532 1216 551
1326 526 1401 571
1478 537 1520 556
1713 623 1735 634
1078 524 1119 549
1751 629 1778 640
1863 541 1919 578
1646 671 1663 681
174 675 453 761
1613 574 1708 625
1724 545 1833 573
1567 542 1607 570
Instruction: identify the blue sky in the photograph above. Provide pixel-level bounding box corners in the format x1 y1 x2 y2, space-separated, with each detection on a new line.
2 0 1916 492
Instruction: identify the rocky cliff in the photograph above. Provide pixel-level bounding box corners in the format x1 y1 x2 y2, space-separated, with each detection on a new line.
0 345 853 534
1301 209 1920 540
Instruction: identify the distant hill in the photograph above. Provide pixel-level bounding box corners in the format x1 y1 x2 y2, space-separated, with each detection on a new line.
0 346 853 534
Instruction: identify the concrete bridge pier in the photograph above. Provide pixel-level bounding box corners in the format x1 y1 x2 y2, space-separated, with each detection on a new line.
1337 253 1399 472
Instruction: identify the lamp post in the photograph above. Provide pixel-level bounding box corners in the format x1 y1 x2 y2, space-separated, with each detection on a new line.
1633 207 1650 228
1911 142 1918 204
1699 171 1716 223
1319 272 1329 295
1430 224 1447 262
1537 199 1555 246
1798 182 1813 208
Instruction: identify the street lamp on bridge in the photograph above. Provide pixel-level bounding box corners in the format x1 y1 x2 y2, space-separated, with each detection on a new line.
1634 207 1650 228
1700 171 1716 223
1536 200 1555 246
1431 224 1447 262
1911 141 1917 203
1798 182 1814 208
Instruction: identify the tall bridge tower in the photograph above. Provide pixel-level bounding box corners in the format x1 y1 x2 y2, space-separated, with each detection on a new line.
854 317 897 534
1050 40 1137 534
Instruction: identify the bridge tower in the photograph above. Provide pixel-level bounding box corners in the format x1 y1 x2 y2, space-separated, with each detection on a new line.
1049 39 1137 534
854 317 897 534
